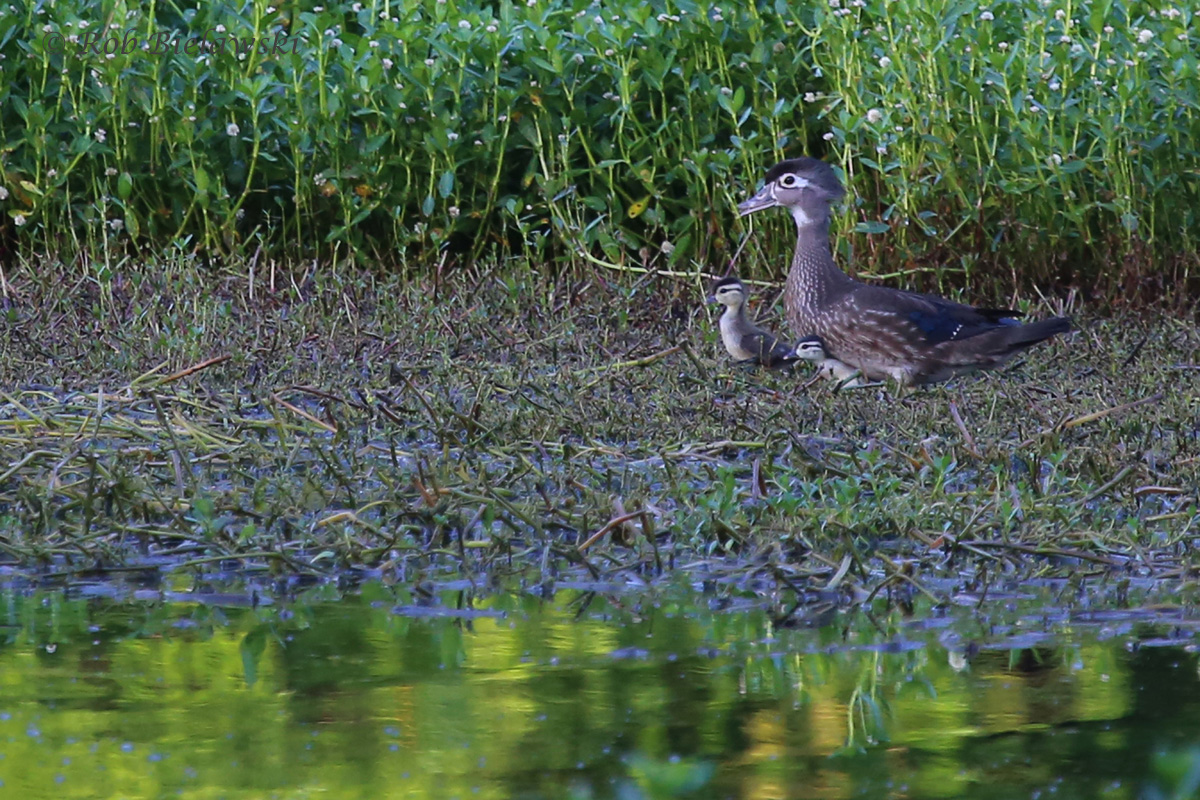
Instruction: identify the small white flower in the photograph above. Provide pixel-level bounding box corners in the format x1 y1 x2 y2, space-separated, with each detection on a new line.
0 187 8 200
105 167 117 176
866 108 883 123
822 132 834 140
216 24 226 33
474 139 483 146
604 48 614 56
79 20 88 29
227 122 240 136
369 40 379 48
1125 59 1135 66
94 129 106 143
449 206 460 218
425 58 435 66
979 10 993 20
1048 153 1062 166
573 53 584 64
486 24 497 32
720 86 733 96
661 241 675 254
1103 25 1114 33
448 132 459 140
804 92 818 102
14 214 26 226
876 144 887 154
458 20 470 29
998 41 1009 50
383 57 393 68
1048 80 1060 90
108 218 124 231
352 2 362 10
42 23 51 32
879 55 892 68
1179 33 1188 41
594 15 603 23
1054 9 1065 19
1137 29 1153 43
314 5 323 11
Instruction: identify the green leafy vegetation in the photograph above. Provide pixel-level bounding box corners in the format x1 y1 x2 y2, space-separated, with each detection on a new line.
1 0 1197 300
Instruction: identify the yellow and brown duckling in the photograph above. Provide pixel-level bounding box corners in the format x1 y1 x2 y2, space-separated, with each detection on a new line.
710 277 799 369
738 157 1071 386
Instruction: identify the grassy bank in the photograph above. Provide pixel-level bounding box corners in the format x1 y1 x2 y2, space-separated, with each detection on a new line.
1 0 1197 302
0 254 1194 593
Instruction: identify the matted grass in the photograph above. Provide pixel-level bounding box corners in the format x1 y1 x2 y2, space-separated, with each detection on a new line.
0 254 1195 607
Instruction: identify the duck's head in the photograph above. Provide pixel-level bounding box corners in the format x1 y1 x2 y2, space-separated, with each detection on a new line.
709 277 748 309
791 334 829 363
737 157 845 229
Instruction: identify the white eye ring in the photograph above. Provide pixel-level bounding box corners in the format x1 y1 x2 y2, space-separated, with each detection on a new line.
779 174 798 188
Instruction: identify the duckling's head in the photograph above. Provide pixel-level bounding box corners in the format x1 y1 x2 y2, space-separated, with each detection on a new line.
737 157 845 229
791 335 829 363
710 277 748 309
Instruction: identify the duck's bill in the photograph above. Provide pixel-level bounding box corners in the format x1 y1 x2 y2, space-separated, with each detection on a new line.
737 186 777 216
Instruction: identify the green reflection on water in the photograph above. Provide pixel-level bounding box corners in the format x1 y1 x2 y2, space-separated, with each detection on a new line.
0 582 1195 799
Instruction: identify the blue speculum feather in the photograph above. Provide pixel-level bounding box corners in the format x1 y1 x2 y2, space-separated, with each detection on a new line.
908 310 963 341
907 308 1021 343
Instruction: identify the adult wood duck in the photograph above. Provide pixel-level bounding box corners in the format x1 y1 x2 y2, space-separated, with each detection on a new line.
792 335 873 388
710 277 799 369
738 157 1071 386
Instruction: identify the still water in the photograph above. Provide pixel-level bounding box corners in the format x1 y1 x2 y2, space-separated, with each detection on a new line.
1 576 1198 799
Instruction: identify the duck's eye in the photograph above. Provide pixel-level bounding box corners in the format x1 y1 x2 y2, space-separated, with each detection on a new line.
779 174 798 188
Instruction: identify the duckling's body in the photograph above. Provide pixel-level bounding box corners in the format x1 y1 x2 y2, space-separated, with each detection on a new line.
738 158 1071 386
711 277 799 369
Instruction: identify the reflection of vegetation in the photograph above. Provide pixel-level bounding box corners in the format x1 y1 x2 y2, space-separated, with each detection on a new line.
1146 748 1200 800
0 584 1193 797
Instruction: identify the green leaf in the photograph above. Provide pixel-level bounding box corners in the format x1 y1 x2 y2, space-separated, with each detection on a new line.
438 170 455 198
854 221 890 234
117 172 133 200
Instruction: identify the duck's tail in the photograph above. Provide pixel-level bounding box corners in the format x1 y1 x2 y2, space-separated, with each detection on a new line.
996 316 1072 353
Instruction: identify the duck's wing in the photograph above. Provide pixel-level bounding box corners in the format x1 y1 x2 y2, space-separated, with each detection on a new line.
843 285 1023 344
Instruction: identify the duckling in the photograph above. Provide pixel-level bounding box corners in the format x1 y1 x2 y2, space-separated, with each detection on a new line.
738 157 1071 386
710 277 799 369
792 335 875 389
